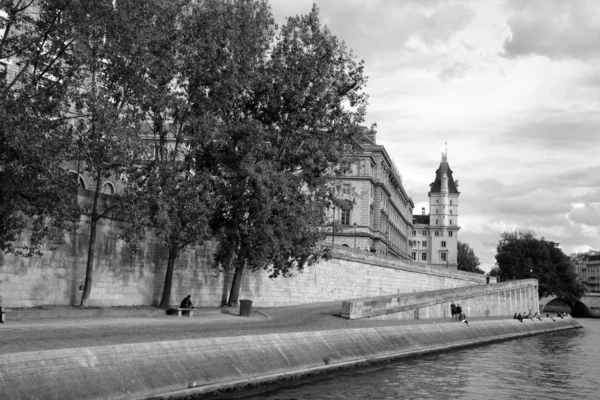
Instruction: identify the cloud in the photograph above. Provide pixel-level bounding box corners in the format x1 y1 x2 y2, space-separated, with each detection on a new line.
270 1 476 63
419 4 476 44
494 108 600 153
569 203 600 226
502 0 600 59
438 62 471 82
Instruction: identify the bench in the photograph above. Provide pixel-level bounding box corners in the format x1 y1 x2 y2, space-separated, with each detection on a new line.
171 307 194 317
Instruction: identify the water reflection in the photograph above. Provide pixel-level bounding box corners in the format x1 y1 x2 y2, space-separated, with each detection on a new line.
235 319 600 400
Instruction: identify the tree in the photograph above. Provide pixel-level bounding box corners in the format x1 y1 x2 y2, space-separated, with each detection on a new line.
489 266 501 280
0 0 84 256
495 229 585 304
457 241 484 274
120 0 273 308
64 0 162 307
202 5 369 306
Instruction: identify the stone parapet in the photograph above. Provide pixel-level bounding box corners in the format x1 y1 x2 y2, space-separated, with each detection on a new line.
341 279 539 320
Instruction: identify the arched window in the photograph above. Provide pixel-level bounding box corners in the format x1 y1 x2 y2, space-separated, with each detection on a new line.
69 170 87 190
101 181 115 195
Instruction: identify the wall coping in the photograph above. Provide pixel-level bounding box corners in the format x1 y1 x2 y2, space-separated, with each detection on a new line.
331 247 488 283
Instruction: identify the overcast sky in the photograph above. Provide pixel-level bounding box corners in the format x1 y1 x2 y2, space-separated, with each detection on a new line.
270 0 600 271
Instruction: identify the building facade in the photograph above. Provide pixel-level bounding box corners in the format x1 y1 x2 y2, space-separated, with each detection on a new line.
410 152 460 268
325 130 415 260
572 251 600 293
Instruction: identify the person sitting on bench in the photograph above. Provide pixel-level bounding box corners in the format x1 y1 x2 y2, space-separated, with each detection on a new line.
180 295 194 309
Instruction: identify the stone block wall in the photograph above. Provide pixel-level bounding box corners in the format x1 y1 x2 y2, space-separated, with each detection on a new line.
0 213 487 308
342 279 539 320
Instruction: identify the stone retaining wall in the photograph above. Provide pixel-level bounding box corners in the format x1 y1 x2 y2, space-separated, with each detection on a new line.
342 279 540 320
0 318 580 400
0 214 486 308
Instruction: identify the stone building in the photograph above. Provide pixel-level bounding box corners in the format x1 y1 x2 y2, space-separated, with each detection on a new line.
410 152 460 268
324 129 415 259
572 251 600 293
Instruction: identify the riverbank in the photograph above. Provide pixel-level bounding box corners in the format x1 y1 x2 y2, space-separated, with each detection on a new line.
0 304 581 400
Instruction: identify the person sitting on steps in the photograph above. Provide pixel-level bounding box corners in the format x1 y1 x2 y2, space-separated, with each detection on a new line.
180 295 194 309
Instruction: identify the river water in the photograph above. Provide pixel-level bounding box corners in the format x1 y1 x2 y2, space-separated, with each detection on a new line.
234 318 600 400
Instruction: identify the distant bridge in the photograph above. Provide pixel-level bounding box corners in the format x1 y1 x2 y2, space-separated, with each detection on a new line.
539 293 600 317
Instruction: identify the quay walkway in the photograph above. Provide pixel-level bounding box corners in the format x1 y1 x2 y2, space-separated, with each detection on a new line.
0 303 579 400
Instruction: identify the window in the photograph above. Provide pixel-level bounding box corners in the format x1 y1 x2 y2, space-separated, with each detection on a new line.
441 253 447 262
412 252 416 260
436 209 439 214
450 219 453 225
441 241 446 247
436 200 439 204
449 231 453 237
435 231 439 237
450 210 453 215
435 219 438 225
421 253 427 261
342 184 351 195
450 200 453 205
422 240 427 247
422 230 426 236
340 209 350 225
412 230 416 236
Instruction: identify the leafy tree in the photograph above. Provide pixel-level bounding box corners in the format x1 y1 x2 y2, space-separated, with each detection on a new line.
457 241 484 274
489 266 501 280
495 229 584 304
0 0 84 255
202 5 369 306
120 0 273 308
68 0 162 307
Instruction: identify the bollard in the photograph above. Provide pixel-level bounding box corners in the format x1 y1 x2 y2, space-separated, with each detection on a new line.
239 299 253 317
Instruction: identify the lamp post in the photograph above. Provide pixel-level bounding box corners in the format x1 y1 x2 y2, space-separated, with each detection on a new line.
417 241 421 264
353 222 357 249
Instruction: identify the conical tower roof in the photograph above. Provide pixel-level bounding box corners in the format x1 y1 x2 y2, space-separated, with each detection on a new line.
429 152 459 194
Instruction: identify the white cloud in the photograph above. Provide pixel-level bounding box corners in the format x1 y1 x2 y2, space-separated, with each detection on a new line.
438 62 471 82
502 0 600 60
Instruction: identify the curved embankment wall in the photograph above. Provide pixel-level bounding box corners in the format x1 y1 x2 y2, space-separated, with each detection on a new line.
342 280 540 320
0 318 581 400
0 209 486 308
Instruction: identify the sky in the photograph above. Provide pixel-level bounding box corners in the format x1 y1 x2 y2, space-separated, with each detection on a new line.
269 0 600 271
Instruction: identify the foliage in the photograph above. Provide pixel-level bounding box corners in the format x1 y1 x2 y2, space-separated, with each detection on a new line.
119 0 271 308
457 241 484 274
495 229 585 303
489 266 501 279
0 0 85 255
201 4 369 305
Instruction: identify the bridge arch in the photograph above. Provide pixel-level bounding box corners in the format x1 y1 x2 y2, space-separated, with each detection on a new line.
542 298 571 313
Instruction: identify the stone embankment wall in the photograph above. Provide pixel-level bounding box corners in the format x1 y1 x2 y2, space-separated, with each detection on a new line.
0 318 581 400
342 279 539 320
0 214 486 308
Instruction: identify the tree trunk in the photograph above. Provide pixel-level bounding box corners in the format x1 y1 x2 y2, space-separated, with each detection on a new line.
80 174 102 307
227 257 245 307
159 246 179 309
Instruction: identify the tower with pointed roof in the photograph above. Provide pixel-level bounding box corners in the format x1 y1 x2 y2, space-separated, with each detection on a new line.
410 150 460 268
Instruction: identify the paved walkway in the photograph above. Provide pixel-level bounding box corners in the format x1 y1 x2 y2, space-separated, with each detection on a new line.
0 302 509 355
